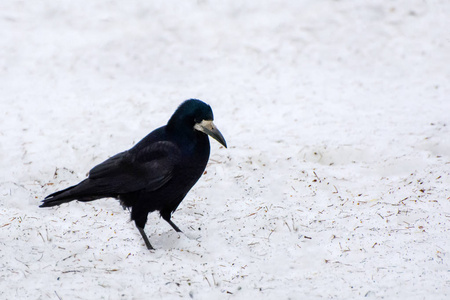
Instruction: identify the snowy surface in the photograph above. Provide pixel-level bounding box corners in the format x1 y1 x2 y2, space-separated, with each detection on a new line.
1 0 449 299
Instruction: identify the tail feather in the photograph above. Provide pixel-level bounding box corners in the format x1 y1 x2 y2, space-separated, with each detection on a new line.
39 179 106 207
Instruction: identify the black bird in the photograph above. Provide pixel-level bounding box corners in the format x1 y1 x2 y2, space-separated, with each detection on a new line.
40 99 227 250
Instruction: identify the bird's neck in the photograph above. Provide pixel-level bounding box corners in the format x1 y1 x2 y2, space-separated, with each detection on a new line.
166 122 209 154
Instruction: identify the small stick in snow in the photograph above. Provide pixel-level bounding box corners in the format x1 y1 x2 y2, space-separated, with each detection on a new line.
284 221 291 232
204 276 211 287
333 185 339 194
54 291 62 300
313 171 321 183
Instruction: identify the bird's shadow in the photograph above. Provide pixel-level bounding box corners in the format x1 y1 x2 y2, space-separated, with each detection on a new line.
181 230 202 241
151 230 202 249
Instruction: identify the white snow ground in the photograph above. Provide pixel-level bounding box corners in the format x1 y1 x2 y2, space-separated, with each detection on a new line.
1 0 449 299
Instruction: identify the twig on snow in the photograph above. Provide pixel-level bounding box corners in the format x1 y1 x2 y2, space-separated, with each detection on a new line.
54 291 62 300
313 171 322 183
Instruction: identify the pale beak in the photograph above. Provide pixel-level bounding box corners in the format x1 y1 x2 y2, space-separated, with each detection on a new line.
194 120 227 148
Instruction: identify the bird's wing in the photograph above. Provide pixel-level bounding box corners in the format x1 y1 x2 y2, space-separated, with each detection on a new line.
87 141 181 194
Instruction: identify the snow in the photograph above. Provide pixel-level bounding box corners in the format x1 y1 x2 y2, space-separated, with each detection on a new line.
1 0 449 299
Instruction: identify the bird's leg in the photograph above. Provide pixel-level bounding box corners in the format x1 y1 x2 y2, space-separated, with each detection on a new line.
162 214 201 241
136 225 154 250
166 218 183 233
161 212 183 233
132 207 154 250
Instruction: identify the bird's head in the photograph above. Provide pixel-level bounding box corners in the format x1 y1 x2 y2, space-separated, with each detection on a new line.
168 99 227 148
